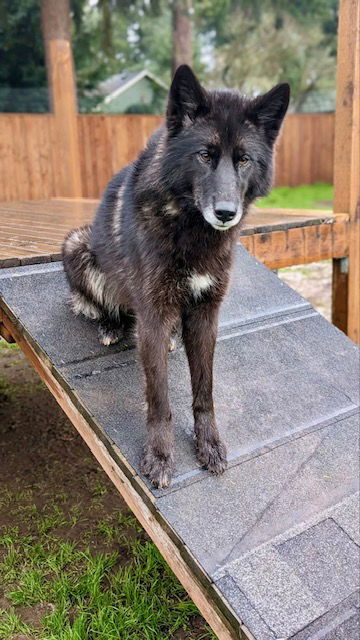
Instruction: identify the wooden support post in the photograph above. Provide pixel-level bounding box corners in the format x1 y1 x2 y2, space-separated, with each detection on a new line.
332 0 360 342
41 0 82 198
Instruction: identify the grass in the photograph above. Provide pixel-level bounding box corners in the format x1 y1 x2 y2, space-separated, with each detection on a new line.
0 352 216 640
0 489 216 640
258 182 333 209
0 338 19 351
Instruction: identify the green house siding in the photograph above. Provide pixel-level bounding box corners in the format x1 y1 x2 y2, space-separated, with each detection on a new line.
101 77 166 114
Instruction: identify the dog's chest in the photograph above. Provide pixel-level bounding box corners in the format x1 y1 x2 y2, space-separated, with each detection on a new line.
187 272 216 300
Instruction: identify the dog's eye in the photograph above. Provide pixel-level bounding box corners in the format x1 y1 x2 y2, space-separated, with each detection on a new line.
198 150 211 163
239 154 250 166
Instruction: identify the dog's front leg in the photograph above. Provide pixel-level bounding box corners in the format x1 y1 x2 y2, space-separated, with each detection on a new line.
182 302 227 474
137 314 174 488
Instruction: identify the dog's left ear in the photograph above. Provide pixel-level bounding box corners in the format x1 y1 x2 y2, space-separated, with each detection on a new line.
167 65 209 134
248 83 290 144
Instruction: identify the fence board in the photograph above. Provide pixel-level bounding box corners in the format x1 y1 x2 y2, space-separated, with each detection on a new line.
0 112 334 202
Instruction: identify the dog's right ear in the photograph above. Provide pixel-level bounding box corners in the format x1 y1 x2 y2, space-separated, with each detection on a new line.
166 65 209 134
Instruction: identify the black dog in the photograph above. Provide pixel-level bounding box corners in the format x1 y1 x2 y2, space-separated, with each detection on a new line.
62 65 289 488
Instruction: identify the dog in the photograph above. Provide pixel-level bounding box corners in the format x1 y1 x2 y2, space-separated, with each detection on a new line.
62 65 289 488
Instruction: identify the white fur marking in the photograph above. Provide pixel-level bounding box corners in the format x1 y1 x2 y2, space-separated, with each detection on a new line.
163 201 179 216
112 184 125 237
63 228 90 254
188 273 216 300
69 291 100 320
84 264 106 305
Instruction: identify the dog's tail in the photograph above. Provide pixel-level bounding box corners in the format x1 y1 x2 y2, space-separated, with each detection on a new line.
62 225 104 320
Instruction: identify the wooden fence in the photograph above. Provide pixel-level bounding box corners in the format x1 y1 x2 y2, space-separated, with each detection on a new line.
0 112 334 202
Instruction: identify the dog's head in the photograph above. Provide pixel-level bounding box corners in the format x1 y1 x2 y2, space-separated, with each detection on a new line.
163 65 290 232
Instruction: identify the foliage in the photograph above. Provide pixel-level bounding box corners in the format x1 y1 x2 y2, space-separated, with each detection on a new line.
0 0 338 112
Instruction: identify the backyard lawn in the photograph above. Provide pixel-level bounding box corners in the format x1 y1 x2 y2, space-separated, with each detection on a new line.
0 341 216 640
0 183 334 639
258 182 333 209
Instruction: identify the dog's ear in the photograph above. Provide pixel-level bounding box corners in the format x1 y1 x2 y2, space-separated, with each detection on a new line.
247 83 290 144
167 65 209 134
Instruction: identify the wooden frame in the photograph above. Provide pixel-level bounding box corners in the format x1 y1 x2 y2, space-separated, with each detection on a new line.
332 0 360 343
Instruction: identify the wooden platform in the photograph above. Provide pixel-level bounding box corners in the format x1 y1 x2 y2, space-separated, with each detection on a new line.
0 245 359 640
0 198 349 271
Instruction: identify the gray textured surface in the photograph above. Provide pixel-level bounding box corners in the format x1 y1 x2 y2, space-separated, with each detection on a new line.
1 246 359 640
277 519 359 610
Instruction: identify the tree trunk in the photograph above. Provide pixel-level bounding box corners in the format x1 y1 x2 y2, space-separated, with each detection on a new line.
172 0 193 75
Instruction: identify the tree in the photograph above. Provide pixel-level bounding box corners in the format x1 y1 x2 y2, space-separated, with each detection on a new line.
0 0 338 113
172 0 193 74
0 0 48 111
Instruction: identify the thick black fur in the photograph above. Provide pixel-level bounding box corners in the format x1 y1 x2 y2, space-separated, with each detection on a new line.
62 66 289 487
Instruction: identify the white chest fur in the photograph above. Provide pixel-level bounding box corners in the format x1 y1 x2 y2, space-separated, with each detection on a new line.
188 272 216 300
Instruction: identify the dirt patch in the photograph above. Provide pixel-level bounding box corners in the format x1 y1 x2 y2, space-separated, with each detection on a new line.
15 604 54 630
278 260 332 322
0 347 215 639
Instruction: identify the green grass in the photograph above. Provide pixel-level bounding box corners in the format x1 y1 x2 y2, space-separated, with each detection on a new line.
0 498 216 640
258 182 333 209
0 338 19 351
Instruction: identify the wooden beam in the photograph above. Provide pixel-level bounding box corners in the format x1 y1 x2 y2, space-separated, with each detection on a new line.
333 0 360 342
240 217 349 270
0 309 15 343
41 0 82 198
1 309 248 640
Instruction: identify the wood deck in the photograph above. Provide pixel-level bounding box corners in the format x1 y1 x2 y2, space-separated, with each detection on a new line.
0 198 349 270
0 247 359 640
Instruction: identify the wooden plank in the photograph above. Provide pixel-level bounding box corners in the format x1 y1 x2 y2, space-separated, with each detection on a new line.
0 113 335 202
0 199 349 269
1 309 243 640
274 114 335 187
333 0 360 343
239 220 349 270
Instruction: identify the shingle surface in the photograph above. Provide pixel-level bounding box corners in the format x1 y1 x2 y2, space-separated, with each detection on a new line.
1 246 359 640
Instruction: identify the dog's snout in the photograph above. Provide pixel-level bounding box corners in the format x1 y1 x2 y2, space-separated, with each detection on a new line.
214 201 237 223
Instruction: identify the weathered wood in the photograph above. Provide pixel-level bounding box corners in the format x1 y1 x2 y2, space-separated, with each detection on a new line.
332 0 360 343
0 308 15 343
0 199 349 270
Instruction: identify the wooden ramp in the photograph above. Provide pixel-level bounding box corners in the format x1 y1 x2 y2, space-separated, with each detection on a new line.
0 246 359 640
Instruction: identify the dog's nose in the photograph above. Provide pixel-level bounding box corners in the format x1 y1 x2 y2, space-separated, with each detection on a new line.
214 201 237 223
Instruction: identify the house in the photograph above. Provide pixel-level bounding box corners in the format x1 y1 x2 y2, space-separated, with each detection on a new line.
97 70 168 114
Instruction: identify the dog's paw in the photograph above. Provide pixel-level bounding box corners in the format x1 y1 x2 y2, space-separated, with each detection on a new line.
98 324 122 346
196 437 227 475
140 448 174 488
